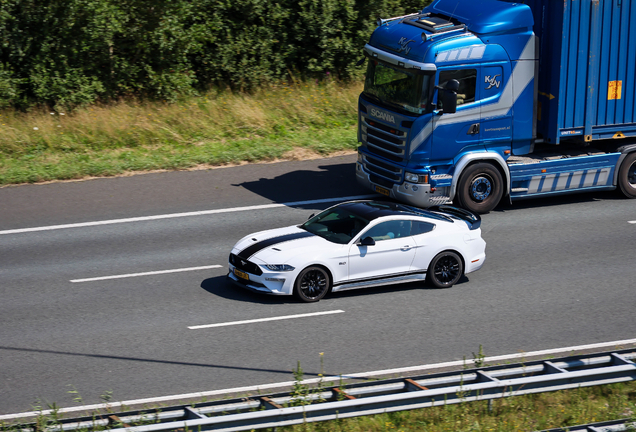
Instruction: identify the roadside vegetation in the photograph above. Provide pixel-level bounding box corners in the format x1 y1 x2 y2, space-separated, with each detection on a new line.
2 0 432 187
0 80 361 186
1 380 634 432
277 381 636 431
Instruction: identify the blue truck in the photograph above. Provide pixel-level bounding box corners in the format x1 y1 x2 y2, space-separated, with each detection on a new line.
356 0 636 213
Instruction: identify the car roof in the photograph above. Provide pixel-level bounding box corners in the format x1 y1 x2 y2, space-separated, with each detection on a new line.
337 200 454 223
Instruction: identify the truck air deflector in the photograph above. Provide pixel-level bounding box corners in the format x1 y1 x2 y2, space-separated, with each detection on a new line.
429 0 534 35
402 13 466 39
363 44 436 72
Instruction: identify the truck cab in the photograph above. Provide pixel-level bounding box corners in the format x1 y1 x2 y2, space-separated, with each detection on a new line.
356 0 636 213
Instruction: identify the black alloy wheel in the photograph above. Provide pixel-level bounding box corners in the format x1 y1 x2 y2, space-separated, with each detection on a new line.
427 251 463 288
294 266 331 302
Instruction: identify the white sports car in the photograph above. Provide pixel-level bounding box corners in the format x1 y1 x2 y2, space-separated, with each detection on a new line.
228 200 486 302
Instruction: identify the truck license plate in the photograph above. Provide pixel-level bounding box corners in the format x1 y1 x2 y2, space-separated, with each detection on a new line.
375 185 390 196
234 268 249 281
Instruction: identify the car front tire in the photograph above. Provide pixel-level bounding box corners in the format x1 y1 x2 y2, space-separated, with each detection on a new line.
294 266 331 302
427 251 463 288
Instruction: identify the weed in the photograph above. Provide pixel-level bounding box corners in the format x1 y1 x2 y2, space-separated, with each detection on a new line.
472 345 487 369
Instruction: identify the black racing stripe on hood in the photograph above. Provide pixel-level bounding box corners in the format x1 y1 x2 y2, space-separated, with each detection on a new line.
237 231 315 260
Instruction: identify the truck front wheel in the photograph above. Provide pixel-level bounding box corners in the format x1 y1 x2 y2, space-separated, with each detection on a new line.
456 163 503 214
618 152 636 198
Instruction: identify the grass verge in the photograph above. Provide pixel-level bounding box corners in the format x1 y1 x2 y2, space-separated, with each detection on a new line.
0 80 361 186
277 381 636 431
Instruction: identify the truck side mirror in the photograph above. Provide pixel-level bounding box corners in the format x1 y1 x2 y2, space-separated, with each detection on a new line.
441 79 459 114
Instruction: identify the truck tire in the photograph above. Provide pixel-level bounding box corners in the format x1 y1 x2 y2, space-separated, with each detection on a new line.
455 163 503 214
618 152 636 198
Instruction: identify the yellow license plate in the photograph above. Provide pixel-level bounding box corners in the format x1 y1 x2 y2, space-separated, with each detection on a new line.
375 185 390 196
234 268 249 280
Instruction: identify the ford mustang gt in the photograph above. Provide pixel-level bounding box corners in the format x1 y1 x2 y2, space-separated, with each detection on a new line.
228 200 486 302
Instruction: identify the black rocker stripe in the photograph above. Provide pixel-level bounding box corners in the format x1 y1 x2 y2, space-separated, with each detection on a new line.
237 231 315 260
332 270 427 287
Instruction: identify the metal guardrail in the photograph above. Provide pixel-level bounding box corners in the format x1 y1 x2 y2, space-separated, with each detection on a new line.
11 349 636 432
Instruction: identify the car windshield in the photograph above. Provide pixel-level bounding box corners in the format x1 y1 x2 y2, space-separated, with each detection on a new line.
363 59 433 115
301 207 370 244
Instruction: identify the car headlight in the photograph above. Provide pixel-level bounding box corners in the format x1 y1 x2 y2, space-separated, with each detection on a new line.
264 264 295 272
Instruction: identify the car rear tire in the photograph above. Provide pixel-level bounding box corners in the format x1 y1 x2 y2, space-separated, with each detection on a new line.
456 163 503 214
294 266 331 302
618 152 636 198
427 251 463 288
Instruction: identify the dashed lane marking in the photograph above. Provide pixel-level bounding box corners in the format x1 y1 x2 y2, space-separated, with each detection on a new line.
70 265 223 283
188 310 345 330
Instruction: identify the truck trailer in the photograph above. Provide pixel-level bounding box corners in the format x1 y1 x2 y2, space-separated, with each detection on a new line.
356 0 636 213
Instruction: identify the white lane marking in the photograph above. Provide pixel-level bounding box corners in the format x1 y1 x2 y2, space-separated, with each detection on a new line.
70 265 222 283
2 337 635 421
188 310 345 330
629 221 636 224
0 194 377 235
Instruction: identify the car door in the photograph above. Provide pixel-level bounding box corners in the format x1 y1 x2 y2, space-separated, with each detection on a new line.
347 219 417 281
408 220 439 272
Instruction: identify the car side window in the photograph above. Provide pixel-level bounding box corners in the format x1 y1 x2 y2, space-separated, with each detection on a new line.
438 68 477 108
362 220 412 242
410 221 435 235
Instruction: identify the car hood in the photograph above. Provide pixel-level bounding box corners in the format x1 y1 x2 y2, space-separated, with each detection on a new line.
232 225 339 265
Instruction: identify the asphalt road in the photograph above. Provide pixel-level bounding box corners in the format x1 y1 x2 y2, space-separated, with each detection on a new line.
1 154 635 416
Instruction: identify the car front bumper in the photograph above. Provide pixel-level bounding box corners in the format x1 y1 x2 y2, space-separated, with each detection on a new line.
227 263 294 296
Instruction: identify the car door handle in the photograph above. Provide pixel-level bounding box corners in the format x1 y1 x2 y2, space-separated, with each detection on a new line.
401 245 412 251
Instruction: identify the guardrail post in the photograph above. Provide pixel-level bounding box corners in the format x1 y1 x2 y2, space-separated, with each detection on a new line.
259 396 283 410
330 387 356 401
544 361 568 374
404 378 428 392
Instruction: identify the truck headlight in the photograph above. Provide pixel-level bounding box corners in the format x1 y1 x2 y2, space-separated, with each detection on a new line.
405 172 429 184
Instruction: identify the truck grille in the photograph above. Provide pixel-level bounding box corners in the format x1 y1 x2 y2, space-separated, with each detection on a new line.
362 116 407 163
361 115 409 186
364 155 403 182
229 253 263 276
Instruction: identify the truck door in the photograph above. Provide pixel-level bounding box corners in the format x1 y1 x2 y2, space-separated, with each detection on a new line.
432 67 481 162
480 63 512 149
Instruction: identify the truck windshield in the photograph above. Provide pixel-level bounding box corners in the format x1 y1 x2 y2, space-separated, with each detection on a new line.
363 59 432 115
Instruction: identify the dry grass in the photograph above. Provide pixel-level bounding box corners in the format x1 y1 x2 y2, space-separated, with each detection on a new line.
0 80 362 185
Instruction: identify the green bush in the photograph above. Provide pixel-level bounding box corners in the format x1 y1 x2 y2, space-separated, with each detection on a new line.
0 0 430 110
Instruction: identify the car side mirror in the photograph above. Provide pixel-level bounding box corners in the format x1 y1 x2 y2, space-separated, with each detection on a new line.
357 236 375 246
